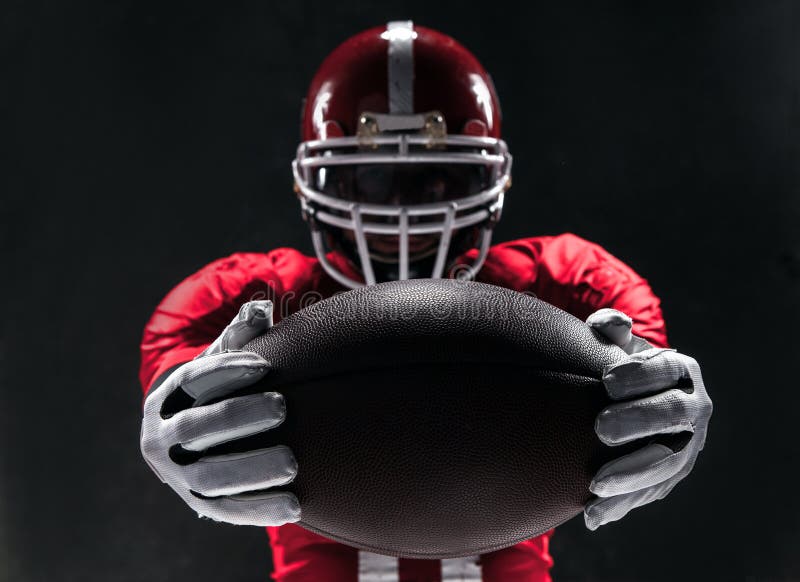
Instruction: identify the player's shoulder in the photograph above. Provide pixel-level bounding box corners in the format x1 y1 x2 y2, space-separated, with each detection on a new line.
484 232 601 271
157 247 320 311
481 232 642 288
490 232 634 271
190 247 314 278
489 232 603 256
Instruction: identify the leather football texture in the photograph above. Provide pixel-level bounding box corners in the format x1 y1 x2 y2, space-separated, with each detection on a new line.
239 279 628 558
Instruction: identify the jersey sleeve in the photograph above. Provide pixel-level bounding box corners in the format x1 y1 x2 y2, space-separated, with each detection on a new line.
477 233 668 348
138 248 318 394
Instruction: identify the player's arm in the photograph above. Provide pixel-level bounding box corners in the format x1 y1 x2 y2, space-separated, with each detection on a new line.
139 251 297 393
138 251 305 526
489 233 667 346
497 234 712 530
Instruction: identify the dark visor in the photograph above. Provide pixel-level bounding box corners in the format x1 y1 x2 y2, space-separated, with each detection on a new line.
314 163 492 206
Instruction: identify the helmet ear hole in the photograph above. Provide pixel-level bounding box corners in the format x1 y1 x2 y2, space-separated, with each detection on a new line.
462 119 488 137
320 120 345 139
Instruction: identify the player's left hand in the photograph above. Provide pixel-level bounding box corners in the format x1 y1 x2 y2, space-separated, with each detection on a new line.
582 308 713 530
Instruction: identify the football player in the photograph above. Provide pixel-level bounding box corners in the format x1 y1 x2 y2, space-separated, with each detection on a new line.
139 22 712 582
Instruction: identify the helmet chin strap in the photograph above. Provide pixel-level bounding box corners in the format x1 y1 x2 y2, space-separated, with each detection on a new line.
453 227 493 281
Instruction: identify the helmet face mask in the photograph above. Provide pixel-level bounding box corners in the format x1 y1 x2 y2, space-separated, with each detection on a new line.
293 22 512 288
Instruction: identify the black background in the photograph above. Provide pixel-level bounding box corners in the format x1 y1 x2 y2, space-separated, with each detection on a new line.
2 1 798 581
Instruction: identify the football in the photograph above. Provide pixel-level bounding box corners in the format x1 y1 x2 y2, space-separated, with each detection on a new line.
236 279 629 558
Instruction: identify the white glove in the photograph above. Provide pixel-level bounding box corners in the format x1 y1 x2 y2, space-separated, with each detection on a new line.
140 300 300 526
583 308 713 530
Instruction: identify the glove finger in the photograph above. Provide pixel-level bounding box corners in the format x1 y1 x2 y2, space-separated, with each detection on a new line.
170 391 286 452
625 335 655 355
194 491 301 527
595 388 697 446
202 300 274 356
184 445 298 497
602 348 690 400
589 442 688 497
179 351 270 406
584 475 680 530
223 301 274 350
586 308 633 348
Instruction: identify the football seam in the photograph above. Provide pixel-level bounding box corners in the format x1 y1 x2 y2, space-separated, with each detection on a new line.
256 361 603 391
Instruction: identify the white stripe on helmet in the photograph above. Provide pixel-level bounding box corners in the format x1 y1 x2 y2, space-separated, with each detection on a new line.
384 20 415 114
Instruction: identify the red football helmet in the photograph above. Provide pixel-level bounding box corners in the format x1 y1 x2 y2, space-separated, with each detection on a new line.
292 21 512 288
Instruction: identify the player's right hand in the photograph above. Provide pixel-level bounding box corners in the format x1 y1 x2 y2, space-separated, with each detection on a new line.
139 300 300 526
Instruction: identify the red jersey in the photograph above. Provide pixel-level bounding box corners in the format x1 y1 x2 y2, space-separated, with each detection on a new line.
140 233 668 582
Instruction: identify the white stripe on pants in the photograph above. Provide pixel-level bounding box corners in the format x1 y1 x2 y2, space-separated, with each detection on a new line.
357 552 482 581
442 556 482 581
358 551 399 581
